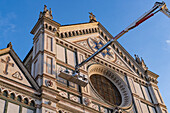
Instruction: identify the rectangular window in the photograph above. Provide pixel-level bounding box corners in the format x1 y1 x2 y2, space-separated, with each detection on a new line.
134 82 144 98
0 99 5 113
141 102 149 113
56 44 65 62
47 36 53 51
46 57 52 74
66 49 76 66
7 102 20 113
141 85 152 102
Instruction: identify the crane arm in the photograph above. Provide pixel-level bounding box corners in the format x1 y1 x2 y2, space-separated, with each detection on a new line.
74 1 169 73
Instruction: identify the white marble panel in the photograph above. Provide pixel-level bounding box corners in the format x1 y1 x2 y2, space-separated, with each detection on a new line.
141 85 152 102
154 88 163 103
7 102 19 113
67 49 76 66
0 99 5 113
128 78 136 93
141 102 149 113
22 107 34 113
47 36 53 51
134 82 144 98
148 106 156 113
56 44 65 62
46 57 52 74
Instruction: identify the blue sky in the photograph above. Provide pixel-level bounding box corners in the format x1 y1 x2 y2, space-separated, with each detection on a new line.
0 0 170 109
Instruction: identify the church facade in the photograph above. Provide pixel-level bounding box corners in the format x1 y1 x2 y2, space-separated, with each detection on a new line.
0 5 168 113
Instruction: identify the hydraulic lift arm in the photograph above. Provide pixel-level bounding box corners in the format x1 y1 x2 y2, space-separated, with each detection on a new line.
58 1 170 87
74 1 170 73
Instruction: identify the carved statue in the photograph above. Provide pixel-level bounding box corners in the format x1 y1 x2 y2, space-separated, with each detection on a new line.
44 5 47 12
39 5 53 20
134 54 141 64
134 54 148 70
141 57 148 70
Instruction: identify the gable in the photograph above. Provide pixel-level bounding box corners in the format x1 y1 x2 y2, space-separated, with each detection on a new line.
0 47 39 90
0 53 32 87
60 22 146 78
70 34 129 69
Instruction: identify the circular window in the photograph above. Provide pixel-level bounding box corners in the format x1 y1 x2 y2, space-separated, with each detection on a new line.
90 74 122 106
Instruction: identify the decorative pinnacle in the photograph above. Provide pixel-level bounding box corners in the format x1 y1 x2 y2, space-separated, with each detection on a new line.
39 5 53 20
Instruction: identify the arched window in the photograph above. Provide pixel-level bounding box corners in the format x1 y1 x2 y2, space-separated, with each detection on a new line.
53 28 56 32
17 95 22 102
79 30 82 35
49 26 52 30
24 98 29 104
45 24 48 29
95 28 97 32
61 33 64 38
3 90 8 97
30 100 35 107
10 93 15 99
89 29 91 33
69 32 71 37
76 31 79 35
83 30 85 34
112 44 115 49
65 32 68 37
56 32 59 37
86 29 89 34
72 31 75 36
59 110 62 113
128 61 131 67
124 57 127 62
101 32 104 37
105 36 108 41
92 28 94 33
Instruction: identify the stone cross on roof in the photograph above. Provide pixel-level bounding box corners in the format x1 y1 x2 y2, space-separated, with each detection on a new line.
89 12 97 22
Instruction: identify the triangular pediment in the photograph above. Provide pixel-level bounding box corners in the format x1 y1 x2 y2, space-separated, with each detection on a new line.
71 35 130 69
61 22 146 77
0 47 39 90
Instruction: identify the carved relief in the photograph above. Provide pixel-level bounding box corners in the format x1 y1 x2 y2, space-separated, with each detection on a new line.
115 57 126 68
45 80 53 87
12 71 23 80
70 94 80 103
75 40 91 50
58 89 68 98
1 56 14 75
83 97 91 106
90 103 99 111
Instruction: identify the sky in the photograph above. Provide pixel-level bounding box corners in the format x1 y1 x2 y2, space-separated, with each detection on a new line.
0 0 170 110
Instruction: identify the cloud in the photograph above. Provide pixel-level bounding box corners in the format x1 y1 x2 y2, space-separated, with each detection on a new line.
166 40 170 45
0 12 16 38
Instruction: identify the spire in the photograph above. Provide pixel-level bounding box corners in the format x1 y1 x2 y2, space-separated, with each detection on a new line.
39 5 53 20
89 12 97 22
